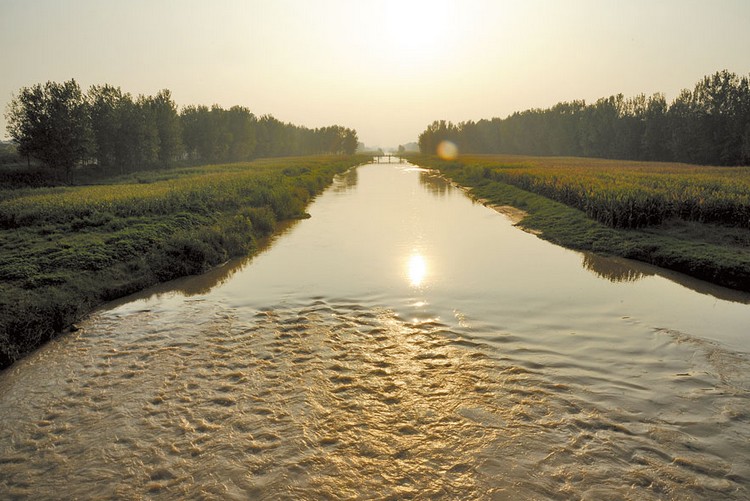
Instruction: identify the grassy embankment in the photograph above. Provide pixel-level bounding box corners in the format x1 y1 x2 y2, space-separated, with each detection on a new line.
409 154 750 291
0 155 368 368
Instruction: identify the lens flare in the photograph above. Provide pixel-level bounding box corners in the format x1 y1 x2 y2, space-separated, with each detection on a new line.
437 141 458 160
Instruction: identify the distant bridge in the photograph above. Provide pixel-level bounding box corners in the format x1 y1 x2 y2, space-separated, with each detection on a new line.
374 154 405 163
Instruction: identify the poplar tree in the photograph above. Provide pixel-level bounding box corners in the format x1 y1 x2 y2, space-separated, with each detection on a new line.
6 79 90 181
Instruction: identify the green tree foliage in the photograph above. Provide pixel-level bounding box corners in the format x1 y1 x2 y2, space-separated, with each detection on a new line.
342 127 359 155
180 107 357 163
88 84 123 169
418 70 750 166
87 84 165 172
147 89 183 167
6 80 358 180
418 120 460 153
226 106 258 161
642 93 670 161
180 105 228 163
6 80 90 180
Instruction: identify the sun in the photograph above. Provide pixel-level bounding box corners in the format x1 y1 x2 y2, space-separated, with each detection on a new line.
381 0 455 63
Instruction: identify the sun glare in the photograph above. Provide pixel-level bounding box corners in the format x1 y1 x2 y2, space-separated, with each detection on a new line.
381 0 455 64
408 253 427 287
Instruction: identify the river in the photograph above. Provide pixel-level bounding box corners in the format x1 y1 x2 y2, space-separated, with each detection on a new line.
1 162 749 500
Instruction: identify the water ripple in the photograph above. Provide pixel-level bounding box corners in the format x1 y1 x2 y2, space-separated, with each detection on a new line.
0 299 748 500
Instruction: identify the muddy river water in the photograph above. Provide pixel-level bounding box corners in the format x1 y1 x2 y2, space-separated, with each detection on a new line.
1 162 749 500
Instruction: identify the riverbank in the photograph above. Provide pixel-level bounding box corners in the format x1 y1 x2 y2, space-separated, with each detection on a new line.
408 154 750 292
0 155 368 369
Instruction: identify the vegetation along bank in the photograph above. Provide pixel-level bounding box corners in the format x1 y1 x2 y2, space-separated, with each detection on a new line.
0 155 368 369
408 154 750 292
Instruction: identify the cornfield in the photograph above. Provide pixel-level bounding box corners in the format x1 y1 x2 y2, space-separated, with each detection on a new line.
431 155 750 229
0 156 359 229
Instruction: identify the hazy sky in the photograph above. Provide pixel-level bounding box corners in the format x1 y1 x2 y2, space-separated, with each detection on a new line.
2 0 749 148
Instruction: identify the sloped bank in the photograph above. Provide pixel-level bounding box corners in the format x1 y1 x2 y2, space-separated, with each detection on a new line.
408 155 750 293
0 155 368 369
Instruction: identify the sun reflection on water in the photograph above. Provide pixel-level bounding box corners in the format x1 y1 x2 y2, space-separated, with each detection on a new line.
408 253 427 287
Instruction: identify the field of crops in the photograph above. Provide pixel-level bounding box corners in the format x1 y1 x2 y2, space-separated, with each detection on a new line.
0 156 361 228
0 155 367 368
414 154 750 229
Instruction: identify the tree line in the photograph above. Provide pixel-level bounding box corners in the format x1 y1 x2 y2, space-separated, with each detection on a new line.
5 80 358 179
418 70 750 166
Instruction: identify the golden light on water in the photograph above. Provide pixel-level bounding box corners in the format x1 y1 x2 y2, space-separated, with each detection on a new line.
437 140 459 160
408 253 427 287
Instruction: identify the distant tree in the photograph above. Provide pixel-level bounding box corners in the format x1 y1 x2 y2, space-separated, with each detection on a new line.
256 115 282 158
133 94 161 168
418 120 459 154
88 84 124 169
417 70 750 165
579 95 620 158
6 79 90 180
9 78 362 178
641 93 670 161
613 94 646 159
668 88 702 164
113 93 143 172
88 85 168 173
147 89 183 167
180 105 230 163
155 97 357 164
693 70 748 164
226 106 257 161
547 101 584 156
179 105 204 161
341 128 357 155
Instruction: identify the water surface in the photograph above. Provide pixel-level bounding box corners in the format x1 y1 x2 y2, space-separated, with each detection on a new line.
1 163 749 499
